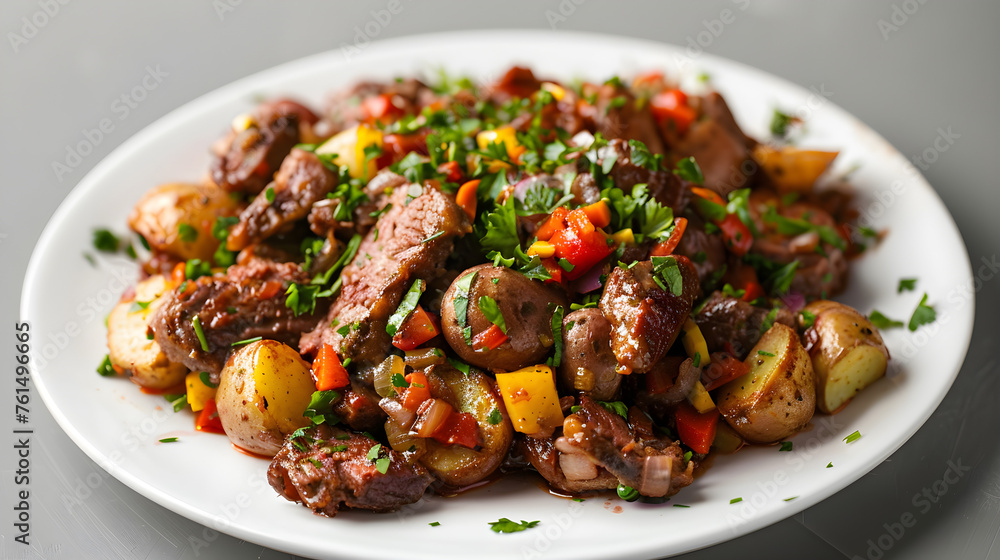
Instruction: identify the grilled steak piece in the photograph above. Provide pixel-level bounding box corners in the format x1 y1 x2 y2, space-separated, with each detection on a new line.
693 290 795 359
300 183 472 366
151 258 325 380
227 149 338 251
211 99 319 194
599 257 701 374
524 397 694 498
268 425 433 516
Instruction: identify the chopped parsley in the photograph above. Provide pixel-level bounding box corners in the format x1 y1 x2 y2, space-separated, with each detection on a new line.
264 187 276 204
97 355 116 376
770 108 794 137
799 310 817 329
673 156 704 185
429 521 441 527
826 462 833 468
452 271 478 345
303 390 341 425
487 407 502 425
92 229 121 252
477 295 507 334
386 279 425 336
548 305 565 368
844 430 861 444
908 293 936 332
184 258 212 280
760 307 780 334
650 256 683 297
198 371 218 389
598 401 628 420
897 278 917 293
869 310 903 329
488 518 541 534
285 283 332 317
779 441 793 452
178 223 199 243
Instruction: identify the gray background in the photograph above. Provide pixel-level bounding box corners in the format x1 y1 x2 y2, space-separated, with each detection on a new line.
2 1 999 558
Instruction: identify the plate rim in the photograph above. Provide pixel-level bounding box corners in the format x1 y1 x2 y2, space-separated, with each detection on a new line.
22 28 976 560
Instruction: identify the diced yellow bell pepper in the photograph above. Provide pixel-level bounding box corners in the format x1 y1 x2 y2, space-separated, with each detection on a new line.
495 365 564 436
610 228 635 246
527 240 556 258
687 380 716 414
540 82 566 101
476 126 526 172
185 371 217 412
315 124 384 180
682 318 709 367
231 113 256 132
681 319 716 412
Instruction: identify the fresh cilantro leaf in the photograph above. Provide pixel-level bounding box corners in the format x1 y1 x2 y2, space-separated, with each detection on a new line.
898 278 917 293
908 293 936 331
488 518 540 534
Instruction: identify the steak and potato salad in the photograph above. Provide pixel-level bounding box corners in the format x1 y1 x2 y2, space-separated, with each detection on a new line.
99 67 892 516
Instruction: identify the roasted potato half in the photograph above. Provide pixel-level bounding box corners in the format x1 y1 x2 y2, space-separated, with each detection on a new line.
128 182 241 262
717 323 816 443
107 275 187 389
215 340 316 456
418 365 514 487
753 145 838 193
802 300 889 414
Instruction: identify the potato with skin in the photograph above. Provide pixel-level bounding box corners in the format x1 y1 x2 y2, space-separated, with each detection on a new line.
215 340 316 457
440 264 568 372
128 182 241 262
418 365 514 487
107 275 187 389
802 300 889 414
753 145 838 193
717 323 816 443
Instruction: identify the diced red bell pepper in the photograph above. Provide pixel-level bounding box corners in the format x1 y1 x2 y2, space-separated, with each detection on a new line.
472 324 508 351
742 281 765 303
651 89 696 135
437 160 464 183
536 207 569 241
391 305 441 351
195 399 225 434
540 258 563 284
361 93 404 124
431 411 480 449
690 187 726 206
551 226 613 282
401 371 431 411
566 208 595 236
718 214 753 256
650 217 688 256
581 201 611 229
702 352 750 391
675 400 719 454
313 343 350 391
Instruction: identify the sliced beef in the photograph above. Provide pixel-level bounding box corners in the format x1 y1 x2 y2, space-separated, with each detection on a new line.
542 397 694 498
324 79 433 132
227 149 339 251
749 196 849 299
675 213 727 291
595 139 687 211
673 91 757 198
484 66 542 103
698 92 755 150
559 309 621 401
599 257 701 374
152 258 324 379
211 99 319 194
331 378 386 432
580 83 666 155
693 290 795 359
268 425 433 516
300 184 472 366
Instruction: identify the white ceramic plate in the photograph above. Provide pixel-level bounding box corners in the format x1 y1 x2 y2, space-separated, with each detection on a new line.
23 30 974 559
